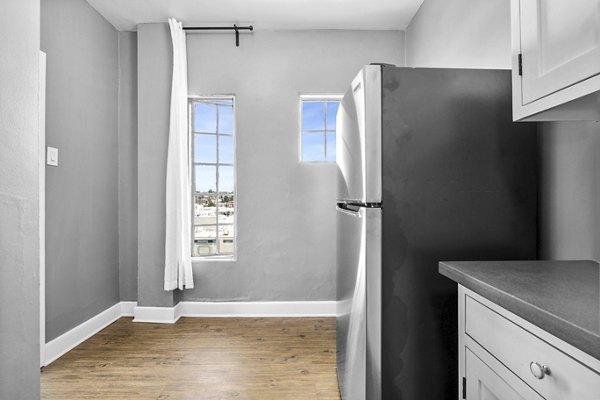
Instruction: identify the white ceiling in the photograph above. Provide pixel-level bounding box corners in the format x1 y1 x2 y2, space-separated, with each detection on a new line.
86 0 425 32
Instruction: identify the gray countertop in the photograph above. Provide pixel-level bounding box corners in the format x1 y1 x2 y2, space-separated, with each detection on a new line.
439 260 600 361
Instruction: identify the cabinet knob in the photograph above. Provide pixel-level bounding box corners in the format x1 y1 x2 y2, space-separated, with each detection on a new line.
530 362 551 379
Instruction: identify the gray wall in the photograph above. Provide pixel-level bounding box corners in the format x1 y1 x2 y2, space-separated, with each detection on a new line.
406 0 511 69
42 0 120 340
539 121 600 261
118 32 138 301
0 0 41 398
137 26 405 304
407 0 600 261
185 30 406 301
137 24 179 307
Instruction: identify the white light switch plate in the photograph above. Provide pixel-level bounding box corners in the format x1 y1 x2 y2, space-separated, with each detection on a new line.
47 146 58 167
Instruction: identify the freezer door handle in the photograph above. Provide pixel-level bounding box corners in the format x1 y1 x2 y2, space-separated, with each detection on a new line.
337 201 382 214
336 202 362 216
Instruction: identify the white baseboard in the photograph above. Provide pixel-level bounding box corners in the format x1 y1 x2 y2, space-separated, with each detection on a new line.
120 301 137 317
133 301 335 322
133 303 182 324
45 300 335 365
180 301 336 317
44 302 123 366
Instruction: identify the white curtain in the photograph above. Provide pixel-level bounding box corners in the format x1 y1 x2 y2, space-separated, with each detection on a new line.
165 18 194 290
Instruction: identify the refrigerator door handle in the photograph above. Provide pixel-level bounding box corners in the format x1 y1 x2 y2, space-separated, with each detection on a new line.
336 202 362 217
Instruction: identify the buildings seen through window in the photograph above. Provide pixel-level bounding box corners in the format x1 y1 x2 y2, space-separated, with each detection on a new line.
191 98 235 258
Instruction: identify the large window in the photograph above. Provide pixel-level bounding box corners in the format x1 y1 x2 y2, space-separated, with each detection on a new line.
190 97 235 259
300 95 341 162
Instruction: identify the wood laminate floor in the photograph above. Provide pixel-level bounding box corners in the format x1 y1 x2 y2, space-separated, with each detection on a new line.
41 317 340 400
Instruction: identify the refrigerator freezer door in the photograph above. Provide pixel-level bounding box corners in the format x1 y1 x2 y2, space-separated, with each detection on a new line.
336 206 381 400
337 65 382 204
379 68 538 399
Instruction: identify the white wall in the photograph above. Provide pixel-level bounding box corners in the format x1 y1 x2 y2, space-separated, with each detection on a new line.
406 0 511 68
137 27 405 304
0 0 41 398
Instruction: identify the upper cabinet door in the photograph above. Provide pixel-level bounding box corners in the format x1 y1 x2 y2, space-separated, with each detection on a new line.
519 0 600 105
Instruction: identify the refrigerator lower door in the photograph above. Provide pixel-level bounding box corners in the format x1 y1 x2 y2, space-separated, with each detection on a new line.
336 205 381 400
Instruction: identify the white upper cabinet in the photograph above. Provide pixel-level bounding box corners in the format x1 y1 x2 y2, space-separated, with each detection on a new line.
520 0 600 104
511 0 600 121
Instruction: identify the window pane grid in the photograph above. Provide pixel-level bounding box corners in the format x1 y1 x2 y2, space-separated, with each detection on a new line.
300 97 340 162
191 97 235 258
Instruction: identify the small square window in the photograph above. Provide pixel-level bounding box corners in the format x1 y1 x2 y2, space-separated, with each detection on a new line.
300 96 341 162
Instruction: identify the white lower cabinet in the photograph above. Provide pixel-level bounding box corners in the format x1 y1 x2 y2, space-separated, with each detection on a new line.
458 286 600 400
465 347 543 400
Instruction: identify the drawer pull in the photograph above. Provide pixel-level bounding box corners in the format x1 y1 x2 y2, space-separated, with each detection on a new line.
530 362 551 379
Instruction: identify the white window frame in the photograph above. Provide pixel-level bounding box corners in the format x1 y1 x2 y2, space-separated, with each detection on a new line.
189 95 237 261
299 94 343 163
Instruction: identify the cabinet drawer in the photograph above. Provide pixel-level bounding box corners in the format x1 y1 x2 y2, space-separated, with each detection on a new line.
465 295 600 399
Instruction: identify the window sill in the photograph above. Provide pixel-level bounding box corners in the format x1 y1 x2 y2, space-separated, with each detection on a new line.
192 256 236 263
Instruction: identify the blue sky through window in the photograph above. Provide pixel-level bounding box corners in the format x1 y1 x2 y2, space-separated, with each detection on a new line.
301 99 340 162
326 102 339 130
219 135 234 164
194 103 216 132
193 166 233 194
302 134 325 161
195 165 216 193
326 132 336 162
302 102 325 130
219 166 234 192
194 134 216 163
219 106 233 134
192 99 235 193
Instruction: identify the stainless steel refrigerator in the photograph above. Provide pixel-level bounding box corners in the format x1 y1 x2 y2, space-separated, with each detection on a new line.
336 65 537 400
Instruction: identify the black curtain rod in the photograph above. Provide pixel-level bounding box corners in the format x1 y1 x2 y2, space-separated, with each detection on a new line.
183 24 254 47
